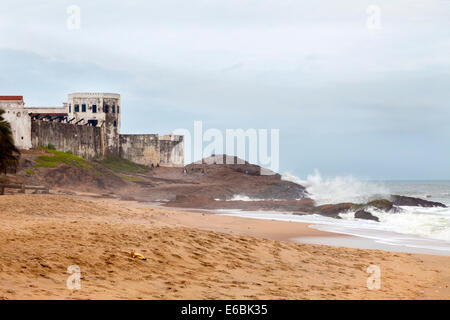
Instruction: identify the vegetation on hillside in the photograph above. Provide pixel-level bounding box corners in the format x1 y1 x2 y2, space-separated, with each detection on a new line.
34 148 92 170
100 156 150 173
0 109 20 174
31 148 147 184
119 174 141 182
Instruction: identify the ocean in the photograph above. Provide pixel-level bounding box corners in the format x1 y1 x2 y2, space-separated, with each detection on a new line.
218 174 450 256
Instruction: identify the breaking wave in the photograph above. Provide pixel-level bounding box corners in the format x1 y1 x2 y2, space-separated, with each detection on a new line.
282 170 389 205
339 206 450 242
281 171 450 243
227 195 264 201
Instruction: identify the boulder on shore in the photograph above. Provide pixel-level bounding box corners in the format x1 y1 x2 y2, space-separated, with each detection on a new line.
354 210 379 222
352 199 402 213
312 203 354 218
390 195 447 208
308 196 446 221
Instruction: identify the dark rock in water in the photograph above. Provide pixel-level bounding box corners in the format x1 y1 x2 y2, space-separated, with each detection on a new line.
390 195 447 208
352 199 402 213
311 200 398 220
168 195 316 212
366 199 395 211
354 210 379 222
304 194 446 221
312 203 354 218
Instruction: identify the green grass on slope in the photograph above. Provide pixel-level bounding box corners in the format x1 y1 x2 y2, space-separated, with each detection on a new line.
100 156 150 173
119 174 141 182
33 149 148 182
34 149 92 170
24 169 35 175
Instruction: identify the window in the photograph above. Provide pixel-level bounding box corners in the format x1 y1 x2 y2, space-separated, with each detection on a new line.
92 105 97 113
112 105 115 113
69 104 71 113
104 105 109 113
74 104 79 112
82 104 86 112
117 105 120 113
113 120 117 127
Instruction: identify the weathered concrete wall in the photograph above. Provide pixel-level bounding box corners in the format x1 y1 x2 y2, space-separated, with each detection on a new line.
119 134 184 167
104 97 120 157
159 135 184 167
0 100 32 150
68 93 120 157
31 120 104 160
119 134 160 166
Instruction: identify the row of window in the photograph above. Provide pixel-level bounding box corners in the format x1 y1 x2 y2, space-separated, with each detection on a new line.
69 104 120 114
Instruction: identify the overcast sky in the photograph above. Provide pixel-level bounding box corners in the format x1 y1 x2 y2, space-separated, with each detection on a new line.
1 0 449 180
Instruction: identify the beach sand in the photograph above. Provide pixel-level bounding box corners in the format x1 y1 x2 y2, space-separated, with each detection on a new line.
0 194 449 299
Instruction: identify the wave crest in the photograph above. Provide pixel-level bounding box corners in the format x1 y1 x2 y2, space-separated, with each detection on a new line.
282 170 389 205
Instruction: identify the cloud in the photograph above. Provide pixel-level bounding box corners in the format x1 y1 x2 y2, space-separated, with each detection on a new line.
0 0 449 179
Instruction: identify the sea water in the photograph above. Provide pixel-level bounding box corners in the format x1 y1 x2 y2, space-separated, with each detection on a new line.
219 173 450 255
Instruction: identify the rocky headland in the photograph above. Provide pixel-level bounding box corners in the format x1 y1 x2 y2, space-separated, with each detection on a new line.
3 151 447 222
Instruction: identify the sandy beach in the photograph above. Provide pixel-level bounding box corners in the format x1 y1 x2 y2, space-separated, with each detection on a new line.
0 194 449 299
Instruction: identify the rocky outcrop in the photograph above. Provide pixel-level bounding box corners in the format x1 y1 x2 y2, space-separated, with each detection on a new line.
168 196 315 212
311 203 354 218
352 199 402 213
310 200 397 219
390 195 447 208
306 196 446 221
167 193 447 222
354 210 379 222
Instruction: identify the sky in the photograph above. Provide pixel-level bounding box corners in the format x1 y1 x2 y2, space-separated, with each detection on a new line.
0 0 449 180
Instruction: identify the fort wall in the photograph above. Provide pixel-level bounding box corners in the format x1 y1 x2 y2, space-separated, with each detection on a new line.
159 135 184 167
119 134 160 166
31 120 104 160
2 93 184 167
68 93 120 157
2 108 32 150
120 134 184 167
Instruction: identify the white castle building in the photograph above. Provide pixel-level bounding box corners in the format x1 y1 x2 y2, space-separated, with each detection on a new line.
0 93 184 167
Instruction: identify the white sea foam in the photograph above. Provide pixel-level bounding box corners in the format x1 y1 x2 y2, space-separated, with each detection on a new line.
226 195 286 201
368 207 450 242
282 170 389 205
264 172 450 249
217 209 450 254
227 195 264 201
